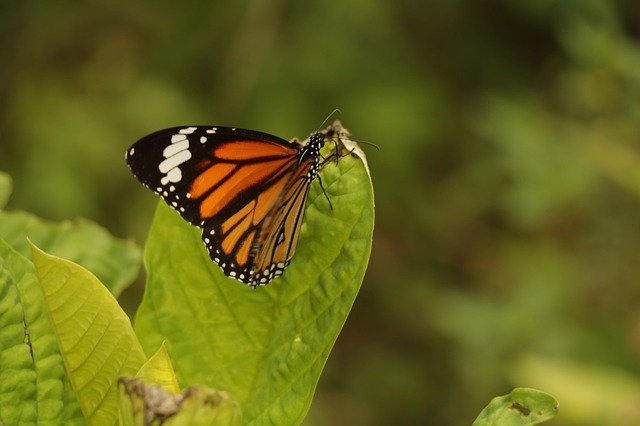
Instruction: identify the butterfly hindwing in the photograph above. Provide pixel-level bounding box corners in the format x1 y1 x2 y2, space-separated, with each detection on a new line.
251 160 314 285
198 153 301 284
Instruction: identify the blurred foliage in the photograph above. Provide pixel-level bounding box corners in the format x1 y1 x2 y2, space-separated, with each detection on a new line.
2 0 640 424
0 172 141 297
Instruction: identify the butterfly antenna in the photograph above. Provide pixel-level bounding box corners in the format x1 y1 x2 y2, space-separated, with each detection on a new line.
343 137 380 150
317 175 333 210
315 108 342 133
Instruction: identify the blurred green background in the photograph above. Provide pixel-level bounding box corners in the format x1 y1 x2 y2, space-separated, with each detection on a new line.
3 1 640 424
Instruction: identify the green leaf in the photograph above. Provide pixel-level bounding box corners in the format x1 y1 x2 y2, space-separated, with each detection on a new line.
118 378 241 426
0 237 83 424
0 261 36 424
136 341 180 394
0 172 11 209
473 387 558 426
31 243 147 425
0 212 140 297
134 149 374 424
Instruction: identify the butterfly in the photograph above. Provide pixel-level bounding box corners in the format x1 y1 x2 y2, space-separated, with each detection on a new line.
126 122 347 287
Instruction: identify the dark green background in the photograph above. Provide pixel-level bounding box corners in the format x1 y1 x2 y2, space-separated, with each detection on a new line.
2 1 640 424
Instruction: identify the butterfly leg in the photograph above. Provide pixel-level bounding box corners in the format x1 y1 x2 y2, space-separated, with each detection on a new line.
317 175 333 210
319 138 344 166
320 146 355 166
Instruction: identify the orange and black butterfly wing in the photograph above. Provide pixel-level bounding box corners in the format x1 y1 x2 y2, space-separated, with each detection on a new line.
250 159 315 286
126 126 301 283
197 138 303 283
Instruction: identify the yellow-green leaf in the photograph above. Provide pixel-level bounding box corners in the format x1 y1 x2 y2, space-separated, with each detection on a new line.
136 341 180 394
30 242 147 425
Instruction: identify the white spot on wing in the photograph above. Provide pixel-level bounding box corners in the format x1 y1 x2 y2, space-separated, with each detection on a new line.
159 150 191 174
163 140 189 158
160 167 182 185
179 127 197 134
171 134 187 143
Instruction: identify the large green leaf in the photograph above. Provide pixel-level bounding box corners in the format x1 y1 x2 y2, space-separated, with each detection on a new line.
135 148 374 425
0 238 82 424
473 388 558 426
0 212 140 297
31 243 147 425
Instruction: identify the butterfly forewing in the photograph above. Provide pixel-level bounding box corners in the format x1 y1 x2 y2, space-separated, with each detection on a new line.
126 126 297 223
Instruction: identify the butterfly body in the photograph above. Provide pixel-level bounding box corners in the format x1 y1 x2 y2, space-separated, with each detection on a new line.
126 125 330 287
